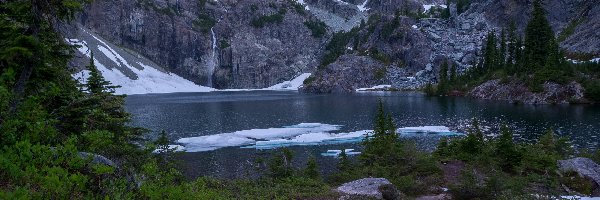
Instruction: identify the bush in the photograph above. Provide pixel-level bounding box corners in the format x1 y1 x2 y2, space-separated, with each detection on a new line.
250 9 287 28
192 13 216 33
304 20 327 38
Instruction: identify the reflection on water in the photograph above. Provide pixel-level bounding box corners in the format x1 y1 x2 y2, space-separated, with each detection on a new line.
126 91 600 179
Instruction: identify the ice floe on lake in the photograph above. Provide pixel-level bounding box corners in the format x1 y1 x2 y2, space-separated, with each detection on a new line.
321 149 361 157
175 123 463 152
356 85 392 92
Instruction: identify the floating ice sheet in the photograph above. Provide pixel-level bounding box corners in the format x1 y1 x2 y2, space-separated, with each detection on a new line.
175 124 463 152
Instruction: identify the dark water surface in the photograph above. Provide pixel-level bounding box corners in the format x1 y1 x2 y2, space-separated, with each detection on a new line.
126 91 600 179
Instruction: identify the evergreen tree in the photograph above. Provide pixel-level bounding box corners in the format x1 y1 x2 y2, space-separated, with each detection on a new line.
524 0 554 71
85 52 119 95
495 124 521 172
360 100 402 167
499 29 507 68
450 63 457 82
507 22 518 72
438 60 449 95
483 31 497 70
337 149 352 172
304 156 320 180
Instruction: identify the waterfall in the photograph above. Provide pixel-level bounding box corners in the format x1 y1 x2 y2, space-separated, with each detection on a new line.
207 27 218 87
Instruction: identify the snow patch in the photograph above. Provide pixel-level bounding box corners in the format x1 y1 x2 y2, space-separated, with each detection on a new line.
266 73 312 90
357 0 370 12
67 34 214 95
423 4 447 13
294 0 310 10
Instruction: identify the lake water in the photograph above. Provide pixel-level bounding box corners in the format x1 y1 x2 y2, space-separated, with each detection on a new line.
125 91 600 179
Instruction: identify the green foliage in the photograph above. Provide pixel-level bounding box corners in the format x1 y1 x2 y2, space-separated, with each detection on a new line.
267 148 295 179
437 60 449 95
303 156 320 180
320 28 359 68
304 20 328 38
250 9 287 28
219 39 230 49
456 0 471 14
192 13 216 33
557 18 582 42
374 67 387 80
303 75 316 85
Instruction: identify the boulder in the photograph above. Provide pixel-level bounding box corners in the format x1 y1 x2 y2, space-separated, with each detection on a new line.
336 178 394 199
558 157 600 195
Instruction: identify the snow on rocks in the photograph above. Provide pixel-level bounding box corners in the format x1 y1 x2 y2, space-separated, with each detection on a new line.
266 73 312 90
357 0 370 12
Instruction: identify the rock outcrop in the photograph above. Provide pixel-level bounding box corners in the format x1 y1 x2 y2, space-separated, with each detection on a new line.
558 157 600 196
302 55 387 93
469 79 586 104
336 178 397 199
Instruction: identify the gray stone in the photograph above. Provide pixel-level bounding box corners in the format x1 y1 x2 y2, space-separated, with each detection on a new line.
336 178 393 199
558 157 600 187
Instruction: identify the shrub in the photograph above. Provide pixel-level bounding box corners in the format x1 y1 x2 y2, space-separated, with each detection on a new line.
250 9 287 28
304 20 327 38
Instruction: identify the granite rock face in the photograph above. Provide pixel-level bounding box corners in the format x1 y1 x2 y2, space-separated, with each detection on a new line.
78 0 325 89
71 0 600 94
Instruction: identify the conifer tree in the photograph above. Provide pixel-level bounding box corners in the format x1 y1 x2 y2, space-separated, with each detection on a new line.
438 60 449 95
524 0 554 71
483 31 497 70
361 100 402 167
85 52 119 95
337 149 352 172
304 156 320 180
495 124 521 172
499 29 507 68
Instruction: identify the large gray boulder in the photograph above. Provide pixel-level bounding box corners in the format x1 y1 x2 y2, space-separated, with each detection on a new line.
558 157 600 195
336 178 395 199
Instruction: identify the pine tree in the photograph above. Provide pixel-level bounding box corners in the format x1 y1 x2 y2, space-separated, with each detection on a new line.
507 22 518 73
360 100 402 167
499 29 507 68
450 63 457 82
337 149 352 172
495 124 521 172
483 31 497 70
85 52 119 95
304 156 320 180
438 60 449 95
524 0 554 71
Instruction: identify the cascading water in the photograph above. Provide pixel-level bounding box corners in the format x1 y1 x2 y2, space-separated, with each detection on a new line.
207 27 218 87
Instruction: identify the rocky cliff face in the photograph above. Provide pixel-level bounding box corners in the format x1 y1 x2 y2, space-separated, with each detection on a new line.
77 0 325 89
71 0 599 94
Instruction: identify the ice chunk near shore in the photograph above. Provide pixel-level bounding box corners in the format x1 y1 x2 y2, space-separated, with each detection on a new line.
356 85 392 92
559 196 600 200
247 130 371 149
398 126 463 137
177 124 461 152
321 149 362 157
177 123 341 152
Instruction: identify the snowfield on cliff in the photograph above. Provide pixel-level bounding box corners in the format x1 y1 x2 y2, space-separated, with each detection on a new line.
68 29 313 95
